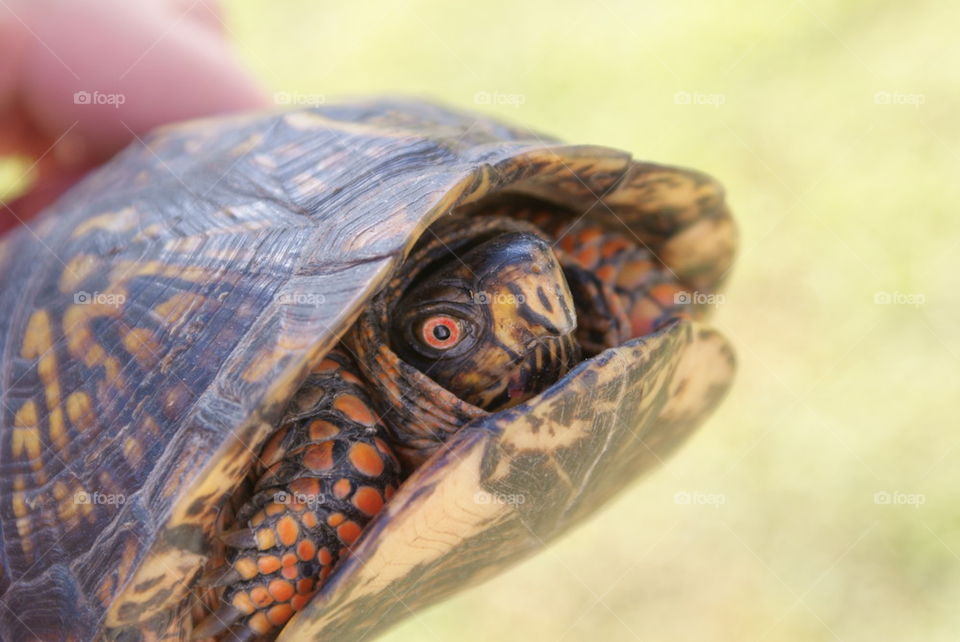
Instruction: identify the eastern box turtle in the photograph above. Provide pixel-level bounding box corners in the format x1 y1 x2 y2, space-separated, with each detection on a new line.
0 98 736 640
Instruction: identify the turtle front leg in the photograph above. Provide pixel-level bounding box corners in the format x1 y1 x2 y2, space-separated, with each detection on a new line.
194 348 402 640
554 221 694 354
483 199 696 354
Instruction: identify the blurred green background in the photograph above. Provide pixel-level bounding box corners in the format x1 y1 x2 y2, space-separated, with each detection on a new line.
7 0 957 639
227 1 956 641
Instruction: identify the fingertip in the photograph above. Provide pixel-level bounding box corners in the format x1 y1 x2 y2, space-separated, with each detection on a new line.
16 0 270 166
0 3 31 108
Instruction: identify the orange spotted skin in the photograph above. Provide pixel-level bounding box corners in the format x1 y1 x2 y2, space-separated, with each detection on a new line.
558 221 692 353
495 199 695 354
211 209 692 639
218 348 401 637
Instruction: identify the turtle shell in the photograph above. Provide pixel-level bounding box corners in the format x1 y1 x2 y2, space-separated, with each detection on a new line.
0 98 735 639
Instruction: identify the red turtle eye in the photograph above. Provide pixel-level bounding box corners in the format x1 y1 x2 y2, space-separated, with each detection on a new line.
420 316 462 350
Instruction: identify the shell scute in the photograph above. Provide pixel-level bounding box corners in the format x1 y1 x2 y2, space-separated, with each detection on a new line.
0 99 734 640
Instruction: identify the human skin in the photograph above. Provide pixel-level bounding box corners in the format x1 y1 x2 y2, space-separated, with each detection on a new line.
0 0 269 234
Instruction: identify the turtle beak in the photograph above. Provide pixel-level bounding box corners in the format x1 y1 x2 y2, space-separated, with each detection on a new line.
482 235 580 406
505 332 581 405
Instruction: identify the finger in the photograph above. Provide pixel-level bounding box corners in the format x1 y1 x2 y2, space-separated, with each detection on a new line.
0 2 29 110
15 0 268 167
1 0 269 230
164 0 230 37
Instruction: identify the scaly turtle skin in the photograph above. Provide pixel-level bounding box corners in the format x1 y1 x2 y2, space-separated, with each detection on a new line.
0 98 736 640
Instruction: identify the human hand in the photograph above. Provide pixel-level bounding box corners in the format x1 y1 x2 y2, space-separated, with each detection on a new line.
0 0 269 234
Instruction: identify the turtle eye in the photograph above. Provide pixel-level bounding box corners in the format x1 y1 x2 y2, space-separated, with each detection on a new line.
420 315 462 350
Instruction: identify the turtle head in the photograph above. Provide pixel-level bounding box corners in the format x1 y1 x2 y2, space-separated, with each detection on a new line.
391 229 580 410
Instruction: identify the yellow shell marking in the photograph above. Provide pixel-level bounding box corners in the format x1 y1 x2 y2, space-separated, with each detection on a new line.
11 493 27 518
121 328 161 370
63 300 125 385
243 346 288 383
57 491 80 523
58 254 101 293
12 402 42 468
23 310 69 452
66 392 94 432
16 516 33 556
22 309 54 359
52 482 69 501
71 207 138 239
154 293 206 325
108 261 213 286
132 222 165 242
123 437 144 468
105 545 206 627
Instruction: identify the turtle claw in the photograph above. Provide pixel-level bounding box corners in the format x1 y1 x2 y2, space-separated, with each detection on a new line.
197 564 242 587
192 604 245 639
219 528 258 548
